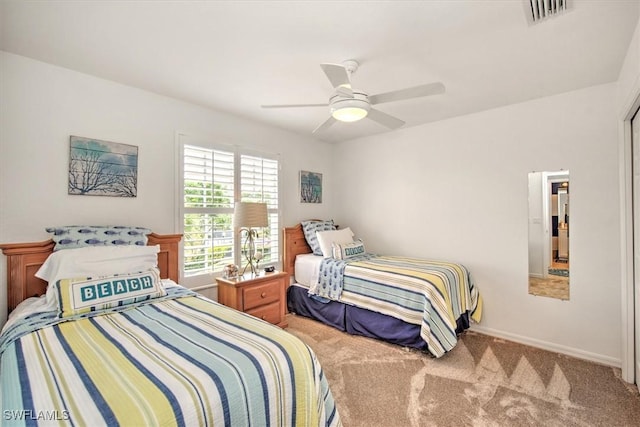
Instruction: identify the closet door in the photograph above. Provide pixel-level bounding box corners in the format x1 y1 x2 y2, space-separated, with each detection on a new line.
632 109 640 391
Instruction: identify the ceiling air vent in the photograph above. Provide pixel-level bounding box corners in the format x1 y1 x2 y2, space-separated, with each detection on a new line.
525 0 569 24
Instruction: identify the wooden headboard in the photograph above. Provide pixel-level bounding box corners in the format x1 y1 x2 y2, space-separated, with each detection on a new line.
0 233 182 313
282 223 313 279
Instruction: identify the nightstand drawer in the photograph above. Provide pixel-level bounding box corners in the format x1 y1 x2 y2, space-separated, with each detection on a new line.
216 271 288 328
246 301 281 324
243 280 280 310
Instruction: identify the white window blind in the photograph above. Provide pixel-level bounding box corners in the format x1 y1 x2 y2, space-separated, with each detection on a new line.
183 145 235 276
180 140 280 278
240 155 279 265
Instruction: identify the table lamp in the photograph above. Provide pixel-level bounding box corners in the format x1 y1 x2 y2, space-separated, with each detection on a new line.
233 202 268 275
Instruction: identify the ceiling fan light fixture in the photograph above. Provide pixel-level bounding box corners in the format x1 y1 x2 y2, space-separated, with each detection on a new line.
330 97 370 122
332 107 368 122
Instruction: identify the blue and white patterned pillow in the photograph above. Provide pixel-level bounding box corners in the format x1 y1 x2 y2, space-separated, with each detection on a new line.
301 220 336 256
46 226 151 251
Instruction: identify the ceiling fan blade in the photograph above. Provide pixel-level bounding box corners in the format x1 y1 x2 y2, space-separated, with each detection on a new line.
261 103 328 109
367 108 405 129
320 63 351 89
312 116 337 134
369 82 445 105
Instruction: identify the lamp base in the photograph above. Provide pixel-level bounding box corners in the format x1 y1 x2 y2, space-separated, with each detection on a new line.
241 260 258 276
240 228 259 276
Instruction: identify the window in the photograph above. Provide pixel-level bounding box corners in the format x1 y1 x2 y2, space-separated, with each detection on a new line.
240 154 279 265
179 136 279 283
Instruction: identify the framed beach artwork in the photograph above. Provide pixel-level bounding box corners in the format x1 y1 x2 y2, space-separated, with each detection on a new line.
68 136 138 197
300 170 322 203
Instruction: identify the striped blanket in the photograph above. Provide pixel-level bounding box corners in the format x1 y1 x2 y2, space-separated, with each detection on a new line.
310 255 482 358
0 289 341 427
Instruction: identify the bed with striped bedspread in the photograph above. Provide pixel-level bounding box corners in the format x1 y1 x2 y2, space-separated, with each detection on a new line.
0 287 341 427
312 255 483 358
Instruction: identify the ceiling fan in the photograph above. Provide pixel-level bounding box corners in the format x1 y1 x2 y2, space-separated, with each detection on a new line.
261 59 445 134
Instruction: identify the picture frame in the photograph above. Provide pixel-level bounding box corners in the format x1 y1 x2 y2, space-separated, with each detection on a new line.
68 136 138 197
300 170 322 203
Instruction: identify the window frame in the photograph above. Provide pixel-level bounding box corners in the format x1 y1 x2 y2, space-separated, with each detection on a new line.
176 133 281 288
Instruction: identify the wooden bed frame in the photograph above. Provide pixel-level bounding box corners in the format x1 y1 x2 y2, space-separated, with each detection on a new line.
282 223 313 280
0 233 182 313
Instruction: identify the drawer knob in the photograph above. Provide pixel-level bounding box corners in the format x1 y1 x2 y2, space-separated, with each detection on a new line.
261 292 267 298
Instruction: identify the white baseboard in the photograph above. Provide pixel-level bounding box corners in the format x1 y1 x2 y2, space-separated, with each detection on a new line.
469 325 621 369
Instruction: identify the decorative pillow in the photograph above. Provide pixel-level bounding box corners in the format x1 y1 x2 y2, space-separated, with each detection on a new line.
301 220 336 256
316 227 355 258
56 269 166 318
36 245 160 309
46 226 152 251
332 239 366 260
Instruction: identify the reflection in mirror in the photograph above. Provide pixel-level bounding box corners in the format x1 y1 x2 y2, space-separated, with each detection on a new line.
528 171 570 300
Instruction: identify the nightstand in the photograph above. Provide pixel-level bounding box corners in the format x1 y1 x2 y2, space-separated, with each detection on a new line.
216 271 288 328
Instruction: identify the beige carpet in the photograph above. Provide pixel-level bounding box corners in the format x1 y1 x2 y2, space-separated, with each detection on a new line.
529 276 570 300
285 314 640 427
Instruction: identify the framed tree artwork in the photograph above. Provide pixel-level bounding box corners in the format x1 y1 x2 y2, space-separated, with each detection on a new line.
300 170 322 203
68 136 138 197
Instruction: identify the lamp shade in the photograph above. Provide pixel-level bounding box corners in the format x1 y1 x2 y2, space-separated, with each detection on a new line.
233 202 268 228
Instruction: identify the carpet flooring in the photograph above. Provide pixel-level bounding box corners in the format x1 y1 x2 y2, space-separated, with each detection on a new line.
286 314 640 427
528 276 569 300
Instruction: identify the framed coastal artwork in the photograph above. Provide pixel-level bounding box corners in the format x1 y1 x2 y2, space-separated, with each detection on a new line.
300 170 322 203
68 136 138 197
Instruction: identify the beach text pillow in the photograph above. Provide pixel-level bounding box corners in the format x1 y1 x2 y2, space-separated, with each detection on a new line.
56 269 166 318
332 239 366 260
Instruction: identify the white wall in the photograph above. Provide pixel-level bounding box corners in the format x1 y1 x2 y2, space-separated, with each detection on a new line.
333 83 621 366
617 18 640 115
0 52 335 325
615 18 640 382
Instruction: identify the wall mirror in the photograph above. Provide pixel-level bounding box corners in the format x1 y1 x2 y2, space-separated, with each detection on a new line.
528 170 570 300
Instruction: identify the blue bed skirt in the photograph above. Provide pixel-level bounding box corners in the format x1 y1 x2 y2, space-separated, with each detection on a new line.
287 284 470 352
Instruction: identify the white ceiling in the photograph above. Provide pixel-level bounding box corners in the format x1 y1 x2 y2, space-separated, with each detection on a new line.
1 1 639 143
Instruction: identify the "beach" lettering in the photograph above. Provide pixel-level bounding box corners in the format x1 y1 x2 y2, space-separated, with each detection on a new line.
81 275 154 302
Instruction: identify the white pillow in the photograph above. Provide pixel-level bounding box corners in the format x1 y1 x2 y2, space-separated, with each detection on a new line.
36 245 160 308
315 227 355 258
